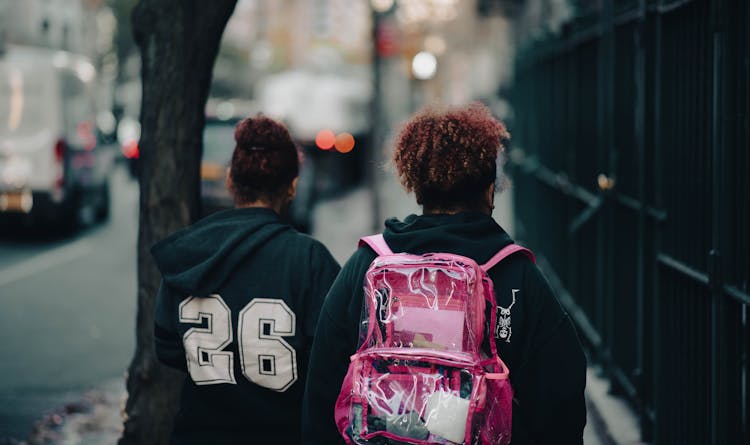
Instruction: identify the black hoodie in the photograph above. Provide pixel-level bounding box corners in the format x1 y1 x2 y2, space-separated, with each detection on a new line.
153 207 340 445
302 212 586 445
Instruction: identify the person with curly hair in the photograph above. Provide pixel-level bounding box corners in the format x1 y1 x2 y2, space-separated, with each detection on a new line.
302 103 586 444
152 115 340 444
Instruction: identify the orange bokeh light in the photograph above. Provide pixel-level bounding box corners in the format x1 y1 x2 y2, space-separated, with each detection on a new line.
334 132 355 153
315 129 336 150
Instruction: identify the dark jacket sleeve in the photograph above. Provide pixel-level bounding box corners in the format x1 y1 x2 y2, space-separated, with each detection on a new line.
301 250 371 445
302 243 341 338
154 282 187 372
510 264 587 444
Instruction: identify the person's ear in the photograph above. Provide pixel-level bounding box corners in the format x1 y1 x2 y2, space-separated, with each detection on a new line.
225 167 234 194
288 177 298 200
485 182 495 211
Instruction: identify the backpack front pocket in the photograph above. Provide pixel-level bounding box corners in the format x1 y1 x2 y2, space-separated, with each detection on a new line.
346 349 484 445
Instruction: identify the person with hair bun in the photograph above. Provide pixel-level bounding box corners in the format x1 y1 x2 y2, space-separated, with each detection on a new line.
152 115 340 444
302 103 586 444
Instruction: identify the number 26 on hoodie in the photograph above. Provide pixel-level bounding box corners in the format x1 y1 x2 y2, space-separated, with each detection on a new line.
179 294 298 392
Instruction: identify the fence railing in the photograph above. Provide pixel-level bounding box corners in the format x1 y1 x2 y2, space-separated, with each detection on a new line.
507 0 748 443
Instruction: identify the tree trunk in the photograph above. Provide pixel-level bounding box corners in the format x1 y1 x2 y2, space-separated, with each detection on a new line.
120 1 237 444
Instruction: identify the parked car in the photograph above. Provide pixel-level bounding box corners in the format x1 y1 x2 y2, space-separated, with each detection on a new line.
200 116 238 215
200 113 316 233
0 46 112 230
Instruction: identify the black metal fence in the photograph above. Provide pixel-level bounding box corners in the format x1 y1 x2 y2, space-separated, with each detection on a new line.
507 0 748 443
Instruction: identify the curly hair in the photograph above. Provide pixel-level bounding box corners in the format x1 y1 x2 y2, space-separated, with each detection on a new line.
230 115 299 204
392 103 509 209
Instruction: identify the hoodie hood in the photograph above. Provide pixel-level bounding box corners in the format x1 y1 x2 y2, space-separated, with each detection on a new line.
151 207 291 295
382 211 513 264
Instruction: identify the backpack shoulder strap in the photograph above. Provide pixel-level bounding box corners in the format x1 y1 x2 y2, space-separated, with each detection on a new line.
481 244 536 272
358 234 394 256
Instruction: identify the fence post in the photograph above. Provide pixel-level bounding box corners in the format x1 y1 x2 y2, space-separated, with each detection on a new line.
594 0 612 371
634 0 651 438
709 1 728 443
649 0 663 442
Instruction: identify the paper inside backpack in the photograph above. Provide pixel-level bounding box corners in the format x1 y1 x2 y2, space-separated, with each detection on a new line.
423 390 470 443
391 307 465 350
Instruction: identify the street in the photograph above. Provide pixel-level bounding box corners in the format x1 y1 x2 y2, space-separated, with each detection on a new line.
0 165 138 441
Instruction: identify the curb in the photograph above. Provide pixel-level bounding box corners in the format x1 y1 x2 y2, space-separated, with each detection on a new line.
585 367 648 445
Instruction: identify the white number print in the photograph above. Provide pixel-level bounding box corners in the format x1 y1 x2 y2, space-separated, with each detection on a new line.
179 295 236 385
178 295 298 391
239 299 297 392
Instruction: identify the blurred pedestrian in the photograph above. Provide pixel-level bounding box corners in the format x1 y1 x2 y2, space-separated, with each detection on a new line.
302 103 586 444
152 115 340 444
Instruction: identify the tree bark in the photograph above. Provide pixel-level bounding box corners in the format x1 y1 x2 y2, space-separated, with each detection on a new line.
120 1 237 444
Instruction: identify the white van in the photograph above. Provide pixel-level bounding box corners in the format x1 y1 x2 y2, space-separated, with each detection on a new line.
0 45 111 229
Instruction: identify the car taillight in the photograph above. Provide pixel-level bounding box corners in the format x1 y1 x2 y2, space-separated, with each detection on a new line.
54 139 66 162
315 129 335 150
54 139 66 188
121 140 139 159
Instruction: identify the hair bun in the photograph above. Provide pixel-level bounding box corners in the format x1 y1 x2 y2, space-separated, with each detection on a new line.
234 116 292 153
234 118 257 149
229 114 300 204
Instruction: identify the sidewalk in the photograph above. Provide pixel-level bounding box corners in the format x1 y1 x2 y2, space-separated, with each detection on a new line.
10 379 125 445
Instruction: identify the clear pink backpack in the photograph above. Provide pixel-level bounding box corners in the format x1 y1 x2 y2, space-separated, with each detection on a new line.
335 234 535 445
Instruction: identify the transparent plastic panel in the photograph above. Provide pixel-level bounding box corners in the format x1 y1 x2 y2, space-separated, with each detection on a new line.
343 350 512 445
338 254 512 445
470 376 513 445
358 257 486 354
349 351 480 444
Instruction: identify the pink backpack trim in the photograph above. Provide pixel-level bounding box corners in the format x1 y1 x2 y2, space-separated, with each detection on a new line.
359 234 535 270
358 234 393 256
481 244 536 272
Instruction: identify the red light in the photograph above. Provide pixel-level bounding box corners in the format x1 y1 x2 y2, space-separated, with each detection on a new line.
54 139 66 188
122 140 139 159
334 133 355 153
315 129 336 150
54 139 66 162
